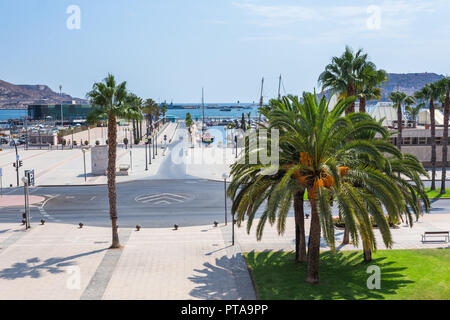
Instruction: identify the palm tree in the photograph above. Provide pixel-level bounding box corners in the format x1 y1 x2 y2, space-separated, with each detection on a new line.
143 99 158 132
125 93 143 144
356 66 387 113
416 83 441 190
231 92 395 283
86 74 141 248
388 91 415 151
437 78 450 193
405 104 422 128
160 103 168 124
228 95 308 263
318 46 369 114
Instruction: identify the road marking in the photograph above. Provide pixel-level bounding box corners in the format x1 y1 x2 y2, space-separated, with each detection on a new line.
135 193 194 206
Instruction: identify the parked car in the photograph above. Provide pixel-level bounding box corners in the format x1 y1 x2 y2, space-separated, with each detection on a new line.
0 137 8 145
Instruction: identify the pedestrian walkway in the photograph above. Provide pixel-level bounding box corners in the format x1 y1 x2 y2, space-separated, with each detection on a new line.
0 122 179 188
0 222 255 300
0 214 448 299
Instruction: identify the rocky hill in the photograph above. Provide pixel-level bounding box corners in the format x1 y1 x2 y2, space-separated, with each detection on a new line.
318 72 445 102
378 73 445 101
0 80 87 109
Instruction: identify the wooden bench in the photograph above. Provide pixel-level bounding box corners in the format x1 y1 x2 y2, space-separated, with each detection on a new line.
421 231 449 243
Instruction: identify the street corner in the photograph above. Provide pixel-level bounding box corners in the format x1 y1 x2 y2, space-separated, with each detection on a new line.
0 195 45 208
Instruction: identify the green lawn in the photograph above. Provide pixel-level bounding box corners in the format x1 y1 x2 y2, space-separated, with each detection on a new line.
244 249 450 300
426 188 450 198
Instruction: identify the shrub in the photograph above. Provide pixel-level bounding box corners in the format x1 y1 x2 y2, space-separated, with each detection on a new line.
84 140 89 146
95 140 100 146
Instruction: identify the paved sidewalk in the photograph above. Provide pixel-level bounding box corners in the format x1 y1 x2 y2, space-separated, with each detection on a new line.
0 222 255 300
0 122 178 188
0 214 448 300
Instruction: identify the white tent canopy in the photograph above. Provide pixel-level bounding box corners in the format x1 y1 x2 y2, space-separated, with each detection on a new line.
369 102 400 127
418 109 444 125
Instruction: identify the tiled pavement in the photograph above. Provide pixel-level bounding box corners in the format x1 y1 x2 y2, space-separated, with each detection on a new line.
0 214 448 300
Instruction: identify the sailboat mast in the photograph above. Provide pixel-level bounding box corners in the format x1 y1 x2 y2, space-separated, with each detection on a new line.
259 77 264 122
202 87 205 131
278 74 282 100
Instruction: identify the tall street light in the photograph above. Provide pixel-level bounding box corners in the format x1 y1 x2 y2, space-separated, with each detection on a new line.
82 148 87 182
145 137 148 171
222 173 228 225
22 176 30 229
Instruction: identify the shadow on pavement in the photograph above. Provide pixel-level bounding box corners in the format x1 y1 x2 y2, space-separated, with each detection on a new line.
0 248 107 280
188 254 255 300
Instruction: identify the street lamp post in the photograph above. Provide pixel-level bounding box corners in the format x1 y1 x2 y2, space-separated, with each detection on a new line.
222 173 228 225
82 148 87 182
22 176 30 229
130 150 133 171
13 140 20 187
145 137 148 171
152 129 155 160
234 134 238 158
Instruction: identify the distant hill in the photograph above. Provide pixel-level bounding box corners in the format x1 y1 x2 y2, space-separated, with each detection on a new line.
319 72 445 103
0 80 88 109
378 73 445 101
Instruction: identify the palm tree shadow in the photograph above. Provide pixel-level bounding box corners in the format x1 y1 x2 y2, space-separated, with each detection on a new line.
188 253 256 300
0 248 107 280
245 250 414 300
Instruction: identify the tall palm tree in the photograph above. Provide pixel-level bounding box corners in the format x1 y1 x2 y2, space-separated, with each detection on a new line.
388 91 415 151
356 66 387 113
318 46 369 114
86 74 142 248
405 103 422 128
416 83 441 190
231 92 395 283
437 78 450 193
228 95 308 263
160 103 168 124
143 99 158 132
126 93 143 144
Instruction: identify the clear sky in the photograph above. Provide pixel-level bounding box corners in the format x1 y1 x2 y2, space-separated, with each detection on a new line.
1 0 449 103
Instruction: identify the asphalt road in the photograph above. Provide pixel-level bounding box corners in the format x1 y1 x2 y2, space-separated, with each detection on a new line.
0 125 449 229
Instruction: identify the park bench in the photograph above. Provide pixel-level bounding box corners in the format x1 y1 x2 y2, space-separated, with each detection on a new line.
421 231 449 243
117 164 130 176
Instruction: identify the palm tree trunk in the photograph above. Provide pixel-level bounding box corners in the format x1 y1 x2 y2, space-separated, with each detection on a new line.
306 198 321 284
107 112 120 249
359 96 366 113
397 104 402 151
140 120 143 140
346 85 356 114
132 119 136 144
294 189 307 263
342 227 350 244
362 240 372 262
430 99 437 190
441 93 450 194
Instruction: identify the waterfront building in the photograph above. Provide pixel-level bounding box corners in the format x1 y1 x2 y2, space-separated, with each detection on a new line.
27 103 92 123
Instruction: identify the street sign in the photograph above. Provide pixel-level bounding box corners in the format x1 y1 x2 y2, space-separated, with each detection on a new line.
16 154 19 161
25 170 35 186
0 168 2 177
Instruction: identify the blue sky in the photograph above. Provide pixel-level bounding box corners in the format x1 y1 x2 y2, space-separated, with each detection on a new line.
1 0 449 103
